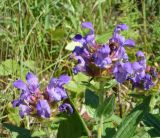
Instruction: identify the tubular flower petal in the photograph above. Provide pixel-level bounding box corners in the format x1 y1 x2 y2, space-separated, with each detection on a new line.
36 99 51 118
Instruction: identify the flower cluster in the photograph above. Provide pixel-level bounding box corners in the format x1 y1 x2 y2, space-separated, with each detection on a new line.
113 51 156 90
12 72 73 118
71 22 156 90
71 22 135 76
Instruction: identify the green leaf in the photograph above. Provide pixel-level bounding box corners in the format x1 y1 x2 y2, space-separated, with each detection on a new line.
104 79 117 90
31 130 46 137
57 113 86 138
96 94 115 118
142 113 160 137
110 114 122 125
6 103 21 125
112 96 151 138
0 59 20 76
65 73 89 93
85 89 99 118
113 110 143 138
82 81 100 92
3 123 31 138
22 60 36 71
132 127 150 138
105 127 116 138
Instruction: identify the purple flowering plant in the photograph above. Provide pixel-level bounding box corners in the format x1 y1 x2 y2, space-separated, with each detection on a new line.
12 72 73 119
11 22 158 138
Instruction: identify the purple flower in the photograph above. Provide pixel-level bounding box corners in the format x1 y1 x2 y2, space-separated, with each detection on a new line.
130 64 145 83
12 72 40 107
114 24 128 32
71 22 98 75
73 22 95 47
130 52 146 84
36 99 51 118
59 103 73 114
46 75 70 102
12 99 21 107
127 52 155 90
26 72 39 93
143 74 154 90
111 24 135 47
73 34 86 47
131 74 154 90
81 22 95 46
110 46 128 61
47 87 67 102
72 56 86 74
12 72 42 118
109 24 135 62
136 51 146 68
19 104 31 118
13 80 28 92
13 72 39 94
113 62 133 83
136 51 145 57
93 45 112 68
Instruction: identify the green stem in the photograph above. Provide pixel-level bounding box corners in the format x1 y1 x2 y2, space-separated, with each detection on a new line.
97 82 105 138
98 115 103 138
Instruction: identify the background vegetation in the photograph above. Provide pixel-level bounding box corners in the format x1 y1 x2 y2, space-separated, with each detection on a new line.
0 0 160 137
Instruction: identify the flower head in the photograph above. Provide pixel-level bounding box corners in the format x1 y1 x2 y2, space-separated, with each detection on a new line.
46 75 71 102
71 23 136 77
12 73 73 118
13 72 40 105
114 51 156 90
